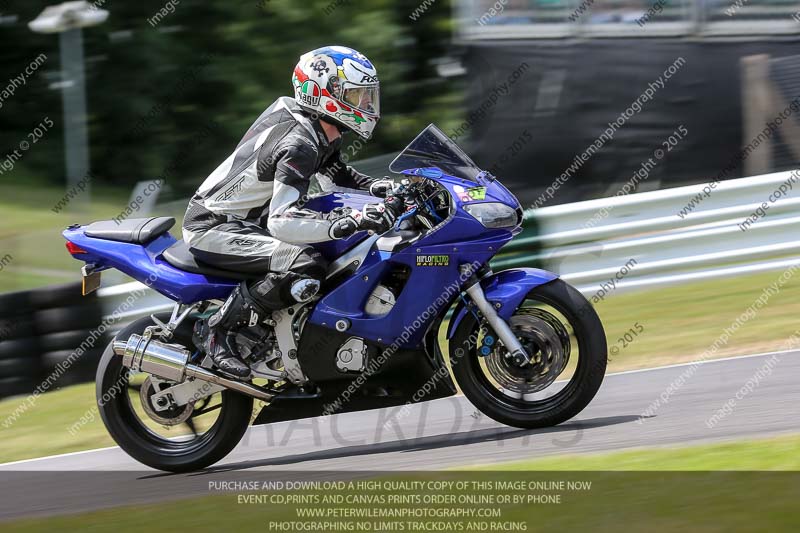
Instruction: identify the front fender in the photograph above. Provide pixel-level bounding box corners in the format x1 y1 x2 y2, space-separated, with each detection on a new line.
446 268 559 339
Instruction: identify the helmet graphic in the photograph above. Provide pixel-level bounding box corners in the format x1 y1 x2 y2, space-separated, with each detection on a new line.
292 46 380 140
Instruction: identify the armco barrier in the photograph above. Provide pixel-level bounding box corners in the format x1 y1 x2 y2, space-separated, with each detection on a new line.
496 169 800 294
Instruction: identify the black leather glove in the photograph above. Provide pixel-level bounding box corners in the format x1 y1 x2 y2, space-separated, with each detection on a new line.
328 202 398 239
383 195 405 221
368 178 397 198
329 215 358 240
358 202 397 234
328 207 360 240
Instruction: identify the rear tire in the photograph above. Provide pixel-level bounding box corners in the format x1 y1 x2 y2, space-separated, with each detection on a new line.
450 278 606 429
96 314 253 472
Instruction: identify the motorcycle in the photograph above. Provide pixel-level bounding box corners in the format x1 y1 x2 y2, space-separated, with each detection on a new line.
63 124 607 472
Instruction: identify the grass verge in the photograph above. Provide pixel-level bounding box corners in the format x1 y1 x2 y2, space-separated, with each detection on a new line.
0 382 112 464
463 432 800 471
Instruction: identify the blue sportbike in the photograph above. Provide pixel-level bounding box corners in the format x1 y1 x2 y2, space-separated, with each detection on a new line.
63 125 607 472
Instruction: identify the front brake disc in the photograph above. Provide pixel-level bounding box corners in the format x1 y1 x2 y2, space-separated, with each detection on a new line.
484 308 570 395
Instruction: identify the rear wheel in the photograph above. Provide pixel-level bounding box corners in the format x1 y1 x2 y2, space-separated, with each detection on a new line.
450 279 606 429
96 314 253 472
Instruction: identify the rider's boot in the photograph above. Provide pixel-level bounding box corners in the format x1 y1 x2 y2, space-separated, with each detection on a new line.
196 277 321 380
197 284 262 379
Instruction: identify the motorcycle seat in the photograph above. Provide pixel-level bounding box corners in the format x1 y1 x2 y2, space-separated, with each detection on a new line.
161 240 253 280
85 217 175 245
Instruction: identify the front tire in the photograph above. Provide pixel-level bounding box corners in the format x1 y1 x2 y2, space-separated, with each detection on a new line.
96 315 253 472
450 278 606 429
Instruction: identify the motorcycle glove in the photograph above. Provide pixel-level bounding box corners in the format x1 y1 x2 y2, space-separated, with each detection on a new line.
327 202 399 240
359 202 398 234
368 178 398 198
383 195 406 219
328 207 361 240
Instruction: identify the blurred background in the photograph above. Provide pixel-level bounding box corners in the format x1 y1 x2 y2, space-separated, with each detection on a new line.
1 0 800 469
2 0 799 290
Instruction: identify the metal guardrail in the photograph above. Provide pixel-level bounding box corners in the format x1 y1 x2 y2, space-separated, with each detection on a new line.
100 169 800 323
97 281 174 335
495 169 800 294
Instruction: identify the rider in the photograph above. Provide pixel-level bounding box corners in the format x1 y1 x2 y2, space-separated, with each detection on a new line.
183 46 401 378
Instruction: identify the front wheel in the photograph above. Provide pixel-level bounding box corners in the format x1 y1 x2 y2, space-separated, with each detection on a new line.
449 278 606 429
96 314 253 472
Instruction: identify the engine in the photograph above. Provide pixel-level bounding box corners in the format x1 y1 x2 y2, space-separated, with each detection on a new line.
364 284 396 317
336 337 367 373
235 325 280 369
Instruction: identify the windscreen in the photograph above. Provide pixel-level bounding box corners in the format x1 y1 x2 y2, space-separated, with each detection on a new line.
389 124 483 182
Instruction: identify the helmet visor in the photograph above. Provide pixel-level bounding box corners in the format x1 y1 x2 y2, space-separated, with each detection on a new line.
341 84 379 115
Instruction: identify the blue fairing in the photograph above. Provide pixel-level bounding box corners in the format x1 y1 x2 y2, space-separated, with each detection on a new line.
312 232 370 260
306 170 522 349
445 268 559 339
302 191 376 260
62 227 238 303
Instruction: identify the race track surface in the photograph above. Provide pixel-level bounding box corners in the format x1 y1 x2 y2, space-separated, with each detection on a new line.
1 351 798 520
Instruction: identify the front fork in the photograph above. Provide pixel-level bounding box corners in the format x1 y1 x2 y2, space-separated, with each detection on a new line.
463 281 530 366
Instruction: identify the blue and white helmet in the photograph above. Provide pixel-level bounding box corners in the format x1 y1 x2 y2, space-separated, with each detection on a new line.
292 46 380 140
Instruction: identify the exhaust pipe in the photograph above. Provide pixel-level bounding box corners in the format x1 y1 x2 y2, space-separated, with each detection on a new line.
112 334 274 402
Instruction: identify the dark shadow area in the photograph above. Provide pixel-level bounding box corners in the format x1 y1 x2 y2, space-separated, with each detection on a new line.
171 414 642 476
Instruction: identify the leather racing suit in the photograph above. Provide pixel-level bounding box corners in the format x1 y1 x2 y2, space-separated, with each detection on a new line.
182 96 389 378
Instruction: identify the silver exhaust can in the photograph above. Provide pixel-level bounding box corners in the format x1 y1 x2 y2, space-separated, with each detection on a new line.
112 333 274 402
113 333 190 382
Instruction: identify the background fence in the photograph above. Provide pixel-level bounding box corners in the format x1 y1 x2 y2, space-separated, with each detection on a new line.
498 169 800 294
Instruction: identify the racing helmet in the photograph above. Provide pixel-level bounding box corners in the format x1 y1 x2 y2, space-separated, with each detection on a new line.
292 45 380 140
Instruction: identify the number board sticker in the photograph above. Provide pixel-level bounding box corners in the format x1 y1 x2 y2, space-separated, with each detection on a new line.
466 187 486 201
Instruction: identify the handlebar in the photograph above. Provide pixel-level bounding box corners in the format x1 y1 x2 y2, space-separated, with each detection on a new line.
388 179 446 231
